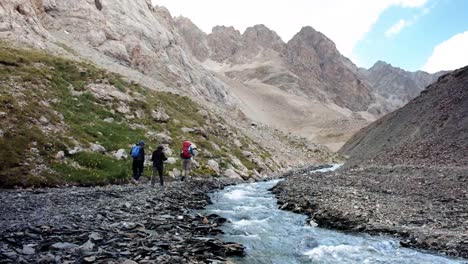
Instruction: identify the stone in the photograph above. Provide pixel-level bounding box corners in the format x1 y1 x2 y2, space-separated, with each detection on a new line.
233 139 242 148
242 151 253 157
181 127 195 133
55 151 65 160
84 256 96 262
39 116 49 124
68 147 83 155
197 109 209 118
51 242 79 250
114 149 128 160
167 157 177 164
163 147 174 157
222 169 243 180
156 133 172 144
116 104 131 114
151 107 170 123
104 117 114 123
22 245 35 255
207 160 220 175
90 143 106 154
122 260 138 264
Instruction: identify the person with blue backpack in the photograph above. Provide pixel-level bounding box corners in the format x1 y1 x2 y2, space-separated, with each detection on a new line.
130 140 145 182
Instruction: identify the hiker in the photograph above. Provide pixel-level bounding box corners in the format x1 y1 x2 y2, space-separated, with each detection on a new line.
151 144 167 187
130 140 145 182
180 140 197 181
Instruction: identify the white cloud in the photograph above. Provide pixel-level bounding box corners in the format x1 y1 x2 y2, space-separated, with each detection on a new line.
152 0 427 60
422 31 468 73
385 1 435 38
385 19 410 37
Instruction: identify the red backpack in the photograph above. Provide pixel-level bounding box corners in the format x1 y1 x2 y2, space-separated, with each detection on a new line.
181 141 192 159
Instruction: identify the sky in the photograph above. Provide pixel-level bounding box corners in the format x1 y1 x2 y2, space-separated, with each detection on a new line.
152 0 468 73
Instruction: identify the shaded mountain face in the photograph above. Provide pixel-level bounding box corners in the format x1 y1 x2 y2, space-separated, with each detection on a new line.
363 61 448 110
340 66 468 167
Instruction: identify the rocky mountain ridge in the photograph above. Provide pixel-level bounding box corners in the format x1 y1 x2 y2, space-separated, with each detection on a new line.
362 61 449 111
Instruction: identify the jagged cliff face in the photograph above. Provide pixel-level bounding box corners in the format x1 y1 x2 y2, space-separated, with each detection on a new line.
285 27 375 112
363 61 448 110
176 20 376 112
0 0 234 104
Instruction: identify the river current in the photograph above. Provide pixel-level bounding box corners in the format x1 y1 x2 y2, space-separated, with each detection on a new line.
205 165 465 264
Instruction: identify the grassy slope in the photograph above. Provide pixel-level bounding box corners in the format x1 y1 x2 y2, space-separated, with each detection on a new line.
0 44 274 187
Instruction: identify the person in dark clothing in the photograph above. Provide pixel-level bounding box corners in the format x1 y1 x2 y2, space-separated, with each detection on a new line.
130 140 145 182
151 145 167 187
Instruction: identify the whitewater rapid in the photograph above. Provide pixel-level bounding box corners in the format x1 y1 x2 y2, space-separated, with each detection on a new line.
205 165 464 263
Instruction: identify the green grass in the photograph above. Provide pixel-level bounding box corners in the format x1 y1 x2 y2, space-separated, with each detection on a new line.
0 43 273 188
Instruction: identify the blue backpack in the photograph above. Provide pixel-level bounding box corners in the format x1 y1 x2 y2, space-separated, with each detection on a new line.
130 145 141 158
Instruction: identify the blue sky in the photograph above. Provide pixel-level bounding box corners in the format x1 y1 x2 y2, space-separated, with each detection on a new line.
354 0 468 72
154 0 468 73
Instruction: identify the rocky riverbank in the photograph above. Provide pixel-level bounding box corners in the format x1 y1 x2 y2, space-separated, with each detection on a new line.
272 165 468 259
0 179 245 263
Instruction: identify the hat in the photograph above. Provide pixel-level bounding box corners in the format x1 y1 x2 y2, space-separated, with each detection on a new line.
157 144 164 149
139 140 145 145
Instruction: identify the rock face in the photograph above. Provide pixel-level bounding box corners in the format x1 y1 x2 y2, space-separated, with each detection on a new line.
363 61 449 110
286 27 375 112
177 21 376 112
340 66 468 167
0 0 234 105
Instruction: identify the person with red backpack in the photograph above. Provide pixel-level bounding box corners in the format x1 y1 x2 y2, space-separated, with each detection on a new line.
180 140 197 181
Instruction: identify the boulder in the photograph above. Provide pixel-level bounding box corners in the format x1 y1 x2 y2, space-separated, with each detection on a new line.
151 107 170 123
222 169 243 180
103 117 114 123
194 128 209 139
167 157 177 164
39 116 49 124
242 151 253 157
207 160 220 174
68 147 83 155
181 127 195 133
156 133 173 144
90 144 106 154
233 139 242 148
163 147 174 157
55 151 65 160
197 109 209 118
114 149 128 160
